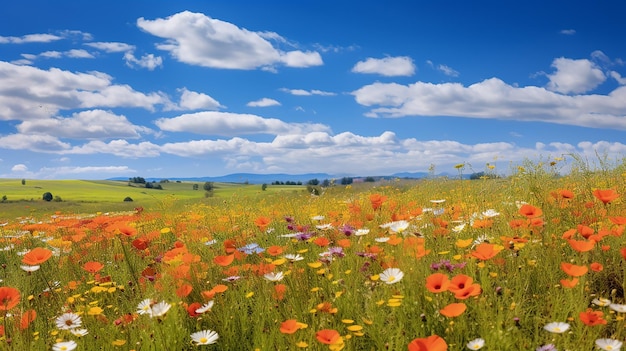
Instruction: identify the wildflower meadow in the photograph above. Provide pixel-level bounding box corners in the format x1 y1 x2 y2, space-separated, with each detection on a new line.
1 158 626 350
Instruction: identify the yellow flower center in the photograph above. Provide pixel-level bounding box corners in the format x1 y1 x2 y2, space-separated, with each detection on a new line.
200 337 208 343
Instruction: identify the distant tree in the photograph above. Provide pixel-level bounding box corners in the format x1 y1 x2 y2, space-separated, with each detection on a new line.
307 179 320 186
1 195 7 202
153 184 163 190
53 195 63 202
321 179 331 187
129 177 146 184
307 185 321 196
124 196 133 202
145 182 153 189
193 184 199 190
203 182 215 191
42 192 53 201
21 179 25 185
159 179 170 183
364 176 376 182
340 177 353 185
261 183 268 191
297 181 302 185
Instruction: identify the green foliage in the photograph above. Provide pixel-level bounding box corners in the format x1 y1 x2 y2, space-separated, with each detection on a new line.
42 191 53 201
203 181 215 191
123 196 134 202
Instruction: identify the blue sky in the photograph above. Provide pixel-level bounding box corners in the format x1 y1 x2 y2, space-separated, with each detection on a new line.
1 1 626 179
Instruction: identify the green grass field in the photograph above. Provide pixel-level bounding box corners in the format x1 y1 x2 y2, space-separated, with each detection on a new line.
0 179 307 220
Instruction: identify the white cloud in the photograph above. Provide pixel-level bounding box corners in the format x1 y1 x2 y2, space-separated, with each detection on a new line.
124 52 163 70
247 98 281 107
154 111 331 136
84 42 135 53
136 11 323 70
16 110 151 139
351 77 626 129
546 57 606 94
352 56 415 76
0 134 71 152
610 71 626 85
280 88 336 96
173 88 223 110
437 64 459 77
68 140 161 157
11 164 28 172
560 29 576 35
39 165 133 176
0 33 62 44
66 49 94 58
0 61 170 121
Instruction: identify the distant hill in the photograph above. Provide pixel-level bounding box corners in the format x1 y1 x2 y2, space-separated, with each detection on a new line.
108 171 467 184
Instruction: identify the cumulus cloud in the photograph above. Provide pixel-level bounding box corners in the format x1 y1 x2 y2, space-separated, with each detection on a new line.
546 57 606 94
352 56 415 76
124 52 163 70
0 134 71 152
136 11 323 70
68 139 161 158
16 110 151 139
0 61 170 121
352 77 626 129
247 98 281 107
11 164 28 172
154 111 331 136
172 88 223 111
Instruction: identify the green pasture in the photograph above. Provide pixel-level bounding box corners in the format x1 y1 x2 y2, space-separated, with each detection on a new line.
0 179 306 220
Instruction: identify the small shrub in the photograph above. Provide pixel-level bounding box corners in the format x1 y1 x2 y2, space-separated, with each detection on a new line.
42 192 53 201
124 196 134 202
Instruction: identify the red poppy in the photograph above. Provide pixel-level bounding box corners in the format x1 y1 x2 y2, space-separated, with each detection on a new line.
590 262 604 272
22 247 53 265
439 303 466 317
266 246 283 256
273 284 287 301
425 273 450 293
316 329 341 345
560 277 579 288
186 302 202 317
20 309 36 330
82 261 104 274
518 204 543 218
408 334 448 351
313 237 330 247
568 239 596 252
213 255 235 267
470 243 501 260
0 287 20 310
176 284 193 298
370 194 387 211
560 262 588 277
280 319 299 334
593 189 619 204
579 308 607 326
254 216 271 231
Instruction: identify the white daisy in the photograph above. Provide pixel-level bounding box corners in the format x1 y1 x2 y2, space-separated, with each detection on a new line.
55 312 82 330
137 299 153 315
595 338 623 350
466 338 485 350
592 298 612 307
191 329 219 345
375 237 390 243
264 271 285 282
150 301 171 317
284 254 304 262
609 303 626 313
20 265 40 272
354 229 370 236
70 328 89 337
543 321 570 333
379 268 404 285
482 209 500 218
52 340 77 351
195 300 215 314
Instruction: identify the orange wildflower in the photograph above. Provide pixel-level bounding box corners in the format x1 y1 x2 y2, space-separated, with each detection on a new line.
567 239 595 253
316 329 341 345
213 255 235 267
408 334 448 351
509 219 528 229
577 225 595 238
22 247 53 265
266 246 283 256
453 284 482 299
593 189 619 204
0 287 20 310
369 194 387 211
590 262 603 272
337 239 352 248
579 308 607 326
82 261 104 274
560 262 588 277
273 284 287 301
425 273 450 293
176 284 193 298
518 204 543 218
439 303 466 317
280 319 300 334
19 309 36 330
313 237 330 247
609 216 626 225
560 277 579 288
254 216 271 231
621 247 626 260
186 302 202 317
558 189 575 199
470 243 501 260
